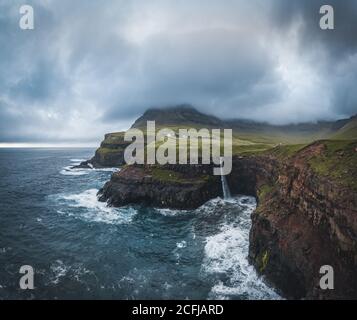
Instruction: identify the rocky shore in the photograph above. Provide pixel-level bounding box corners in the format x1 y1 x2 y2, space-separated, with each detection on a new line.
98 164 221 209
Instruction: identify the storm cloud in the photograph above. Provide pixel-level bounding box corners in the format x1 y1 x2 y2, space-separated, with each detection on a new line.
0 0 356 144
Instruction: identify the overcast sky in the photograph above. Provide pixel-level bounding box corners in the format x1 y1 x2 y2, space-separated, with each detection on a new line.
0 0 356 145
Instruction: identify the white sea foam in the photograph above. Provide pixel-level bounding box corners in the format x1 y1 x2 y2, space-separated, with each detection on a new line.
69 159 86 166
176 240 187 249
60 166 90 176
49 260 94 285
0 247 11 254
199 196 237 210
70 159 86 163
50 260 70 285
202 196 281 300
155 208 189 216
60 165 119 176
93 167 119 172
155 197 232 217
62 189 112 213
59 189 137 225
163 282 173 290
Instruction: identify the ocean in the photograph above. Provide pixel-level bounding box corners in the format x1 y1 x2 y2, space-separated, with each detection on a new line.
0 148 279 300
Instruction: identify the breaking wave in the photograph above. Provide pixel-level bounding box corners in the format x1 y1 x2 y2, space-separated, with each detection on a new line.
60 166 119 176
60 166 90 176
201 196 281 300
55 189 137 225
70 159 87 164
154 208 190 216
59 158 119 176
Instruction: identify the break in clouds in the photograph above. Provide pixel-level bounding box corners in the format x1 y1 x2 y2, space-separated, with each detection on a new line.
0 0 357 144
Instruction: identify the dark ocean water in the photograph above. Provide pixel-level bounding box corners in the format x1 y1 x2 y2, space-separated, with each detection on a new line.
0 148 279 300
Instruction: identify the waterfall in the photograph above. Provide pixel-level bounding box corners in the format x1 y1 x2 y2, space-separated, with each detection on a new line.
220 157 231 199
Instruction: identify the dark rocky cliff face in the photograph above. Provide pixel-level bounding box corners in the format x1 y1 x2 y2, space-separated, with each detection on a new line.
98 164 222 209
229 145 357 299
74 132 128 168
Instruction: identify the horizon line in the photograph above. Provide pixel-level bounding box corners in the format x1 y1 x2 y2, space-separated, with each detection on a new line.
0 143 97 148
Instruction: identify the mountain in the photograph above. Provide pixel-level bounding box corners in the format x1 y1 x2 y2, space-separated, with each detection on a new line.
131 104 357 143
131 104 224 129
331 115 357 139
221 111 356 143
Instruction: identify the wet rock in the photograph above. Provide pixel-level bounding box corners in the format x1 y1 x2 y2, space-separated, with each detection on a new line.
98 164 221 210
230 144 357 299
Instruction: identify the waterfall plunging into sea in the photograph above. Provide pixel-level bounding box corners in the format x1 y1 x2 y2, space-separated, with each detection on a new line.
220 157 231 199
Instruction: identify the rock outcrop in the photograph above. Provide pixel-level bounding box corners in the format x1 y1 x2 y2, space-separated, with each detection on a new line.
98 164 221 209
74 132 129 168
228 142 357 299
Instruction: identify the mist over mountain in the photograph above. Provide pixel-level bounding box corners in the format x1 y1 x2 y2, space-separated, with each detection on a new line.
130 105 357 143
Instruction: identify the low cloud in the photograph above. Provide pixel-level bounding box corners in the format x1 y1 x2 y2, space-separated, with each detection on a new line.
0 0 356 143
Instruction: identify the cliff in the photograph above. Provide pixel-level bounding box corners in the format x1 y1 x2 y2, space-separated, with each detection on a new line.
98 164 221 209
230 140 357 299
98 139 357 299
76 132 129 168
